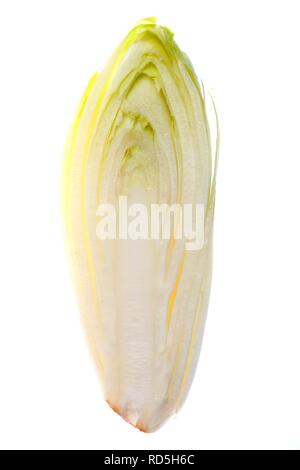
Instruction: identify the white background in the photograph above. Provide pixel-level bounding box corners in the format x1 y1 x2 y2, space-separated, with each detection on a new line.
0 0 299 450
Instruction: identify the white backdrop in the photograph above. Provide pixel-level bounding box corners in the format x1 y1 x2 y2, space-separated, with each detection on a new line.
0 0 299 450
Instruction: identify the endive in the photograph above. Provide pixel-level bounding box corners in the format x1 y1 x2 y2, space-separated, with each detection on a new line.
63 18 218 432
